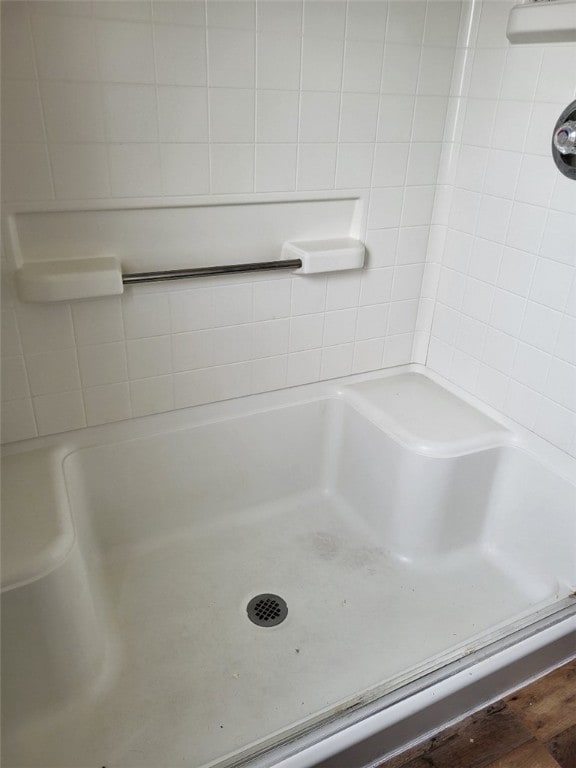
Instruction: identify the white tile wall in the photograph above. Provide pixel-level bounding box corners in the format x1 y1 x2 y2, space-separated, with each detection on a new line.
426 0 576 459
1 0 461 442
21 0 571 460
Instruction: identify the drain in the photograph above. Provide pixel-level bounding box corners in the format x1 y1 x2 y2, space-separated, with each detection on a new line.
247 594 288 627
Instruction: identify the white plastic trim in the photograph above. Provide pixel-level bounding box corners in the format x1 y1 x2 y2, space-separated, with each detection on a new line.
507 0 576 43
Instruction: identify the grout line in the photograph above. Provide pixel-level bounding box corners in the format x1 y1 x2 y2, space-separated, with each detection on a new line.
26 1 58 204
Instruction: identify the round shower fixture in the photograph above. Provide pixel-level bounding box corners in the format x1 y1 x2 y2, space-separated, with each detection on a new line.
552 99 576 180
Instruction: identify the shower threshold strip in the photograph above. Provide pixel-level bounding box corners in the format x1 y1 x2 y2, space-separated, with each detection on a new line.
122 258 302 285
226 596 576 768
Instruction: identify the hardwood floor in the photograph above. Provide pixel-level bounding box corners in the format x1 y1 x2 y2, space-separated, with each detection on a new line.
377 659 576 768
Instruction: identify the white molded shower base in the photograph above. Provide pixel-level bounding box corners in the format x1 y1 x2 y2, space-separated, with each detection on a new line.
2 368 575 768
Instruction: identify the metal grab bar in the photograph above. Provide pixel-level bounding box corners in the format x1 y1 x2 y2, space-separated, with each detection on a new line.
122 258 302 285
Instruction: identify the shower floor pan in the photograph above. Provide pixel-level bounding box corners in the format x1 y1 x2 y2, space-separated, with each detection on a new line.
2 367 575 768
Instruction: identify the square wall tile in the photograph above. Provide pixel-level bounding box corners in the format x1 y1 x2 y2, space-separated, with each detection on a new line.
157 86 208 142
540 211 576 267
254 144 297 192
555 315 576 365
353 337 384 373
1 398 37 443
108 143 162 196
356 303 389 340
507 203 547 254
383 333 414 367
468 48 505 99
256 90 299 143
373 143 409 188
497 247 536 297
130 374 174 417
103 84 158 142
483 328 517 375
520 301 562 352
1 2 37 80
534 398 576 453
41 81 105 143
160 144 210 195
536 47 576 103
1 143 53 203
339 93 379 142
72 297 124 345
258 1 302 34
1 79 45 144
289 313 324 352
500 46 541 102
301 36 344 91
26 348 81 396
209 89 254 142
257 33 301 90
423 1 461 46
381 45 420 94
516 155 556 209
210 325 253 366
303 0 346 38
529 259 574 311
1 357 30 402
32 14 98 81
392 264 424 301
251 355 288 393
388 300 419 335
490 289 526 337
335 144 374 189
320 343 354 379
97 2 151 22
123 293 171 339
418 47 455 96
396 228 429 265
78 342 128 387
512 342 551 392
172 330 213 372
288 276 326 317
297 144 336 191
300 91 340 142
155 24 207 85
210 144 254 193
174 362 251 408
406 143 442 187
412 96 449 142
33 390 85 435
368 188 403 229
286 349 321 386
252 319 290 358
17 304 74 355
323 309 356 346
326 272 361 310
207 1 255 30
208 28 254 87
342 39 383 93
96 19 155 83
387 1 426 45
212 284 253 326
50 144 110 199
346 0 387 41
254 280 292 321
360 268 393 306
84 382 131 426
377 95 415 142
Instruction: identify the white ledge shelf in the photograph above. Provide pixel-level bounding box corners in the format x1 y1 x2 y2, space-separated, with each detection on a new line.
507 0 576 44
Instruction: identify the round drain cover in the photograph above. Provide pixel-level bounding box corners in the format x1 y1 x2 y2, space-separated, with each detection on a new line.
247 594 288 627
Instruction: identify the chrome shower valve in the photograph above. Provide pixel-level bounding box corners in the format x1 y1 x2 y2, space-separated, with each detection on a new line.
554 120 576 156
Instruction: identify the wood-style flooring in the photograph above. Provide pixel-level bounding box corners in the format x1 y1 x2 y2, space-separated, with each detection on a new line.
377 659 576 768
